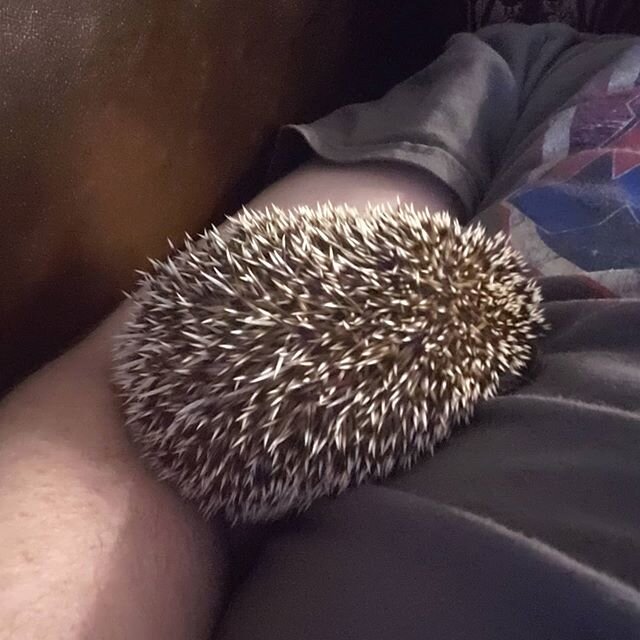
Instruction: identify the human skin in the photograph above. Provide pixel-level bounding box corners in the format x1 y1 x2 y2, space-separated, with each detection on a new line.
0 160 459 639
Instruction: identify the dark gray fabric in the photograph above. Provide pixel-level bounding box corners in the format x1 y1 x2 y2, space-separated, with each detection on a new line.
467 0 637 34
221 24 640 639
218 299 640 640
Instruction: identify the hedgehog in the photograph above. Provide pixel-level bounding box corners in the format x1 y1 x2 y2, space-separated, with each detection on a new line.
112 202 546 524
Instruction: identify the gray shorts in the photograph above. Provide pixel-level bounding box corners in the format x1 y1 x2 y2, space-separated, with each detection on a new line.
273 23 640 297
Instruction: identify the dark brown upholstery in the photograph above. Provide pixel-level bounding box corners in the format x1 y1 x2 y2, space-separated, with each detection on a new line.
0 1 466 393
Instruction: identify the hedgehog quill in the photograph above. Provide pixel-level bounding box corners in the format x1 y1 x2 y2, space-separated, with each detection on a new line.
112 202 546 524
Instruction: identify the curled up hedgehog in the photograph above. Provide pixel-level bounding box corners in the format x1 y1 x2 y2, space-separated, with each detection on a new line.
112 202 546 524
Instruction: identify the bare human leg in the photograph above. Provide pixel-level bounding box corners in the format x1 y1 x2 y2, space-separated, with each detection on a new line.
0 160 459 639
